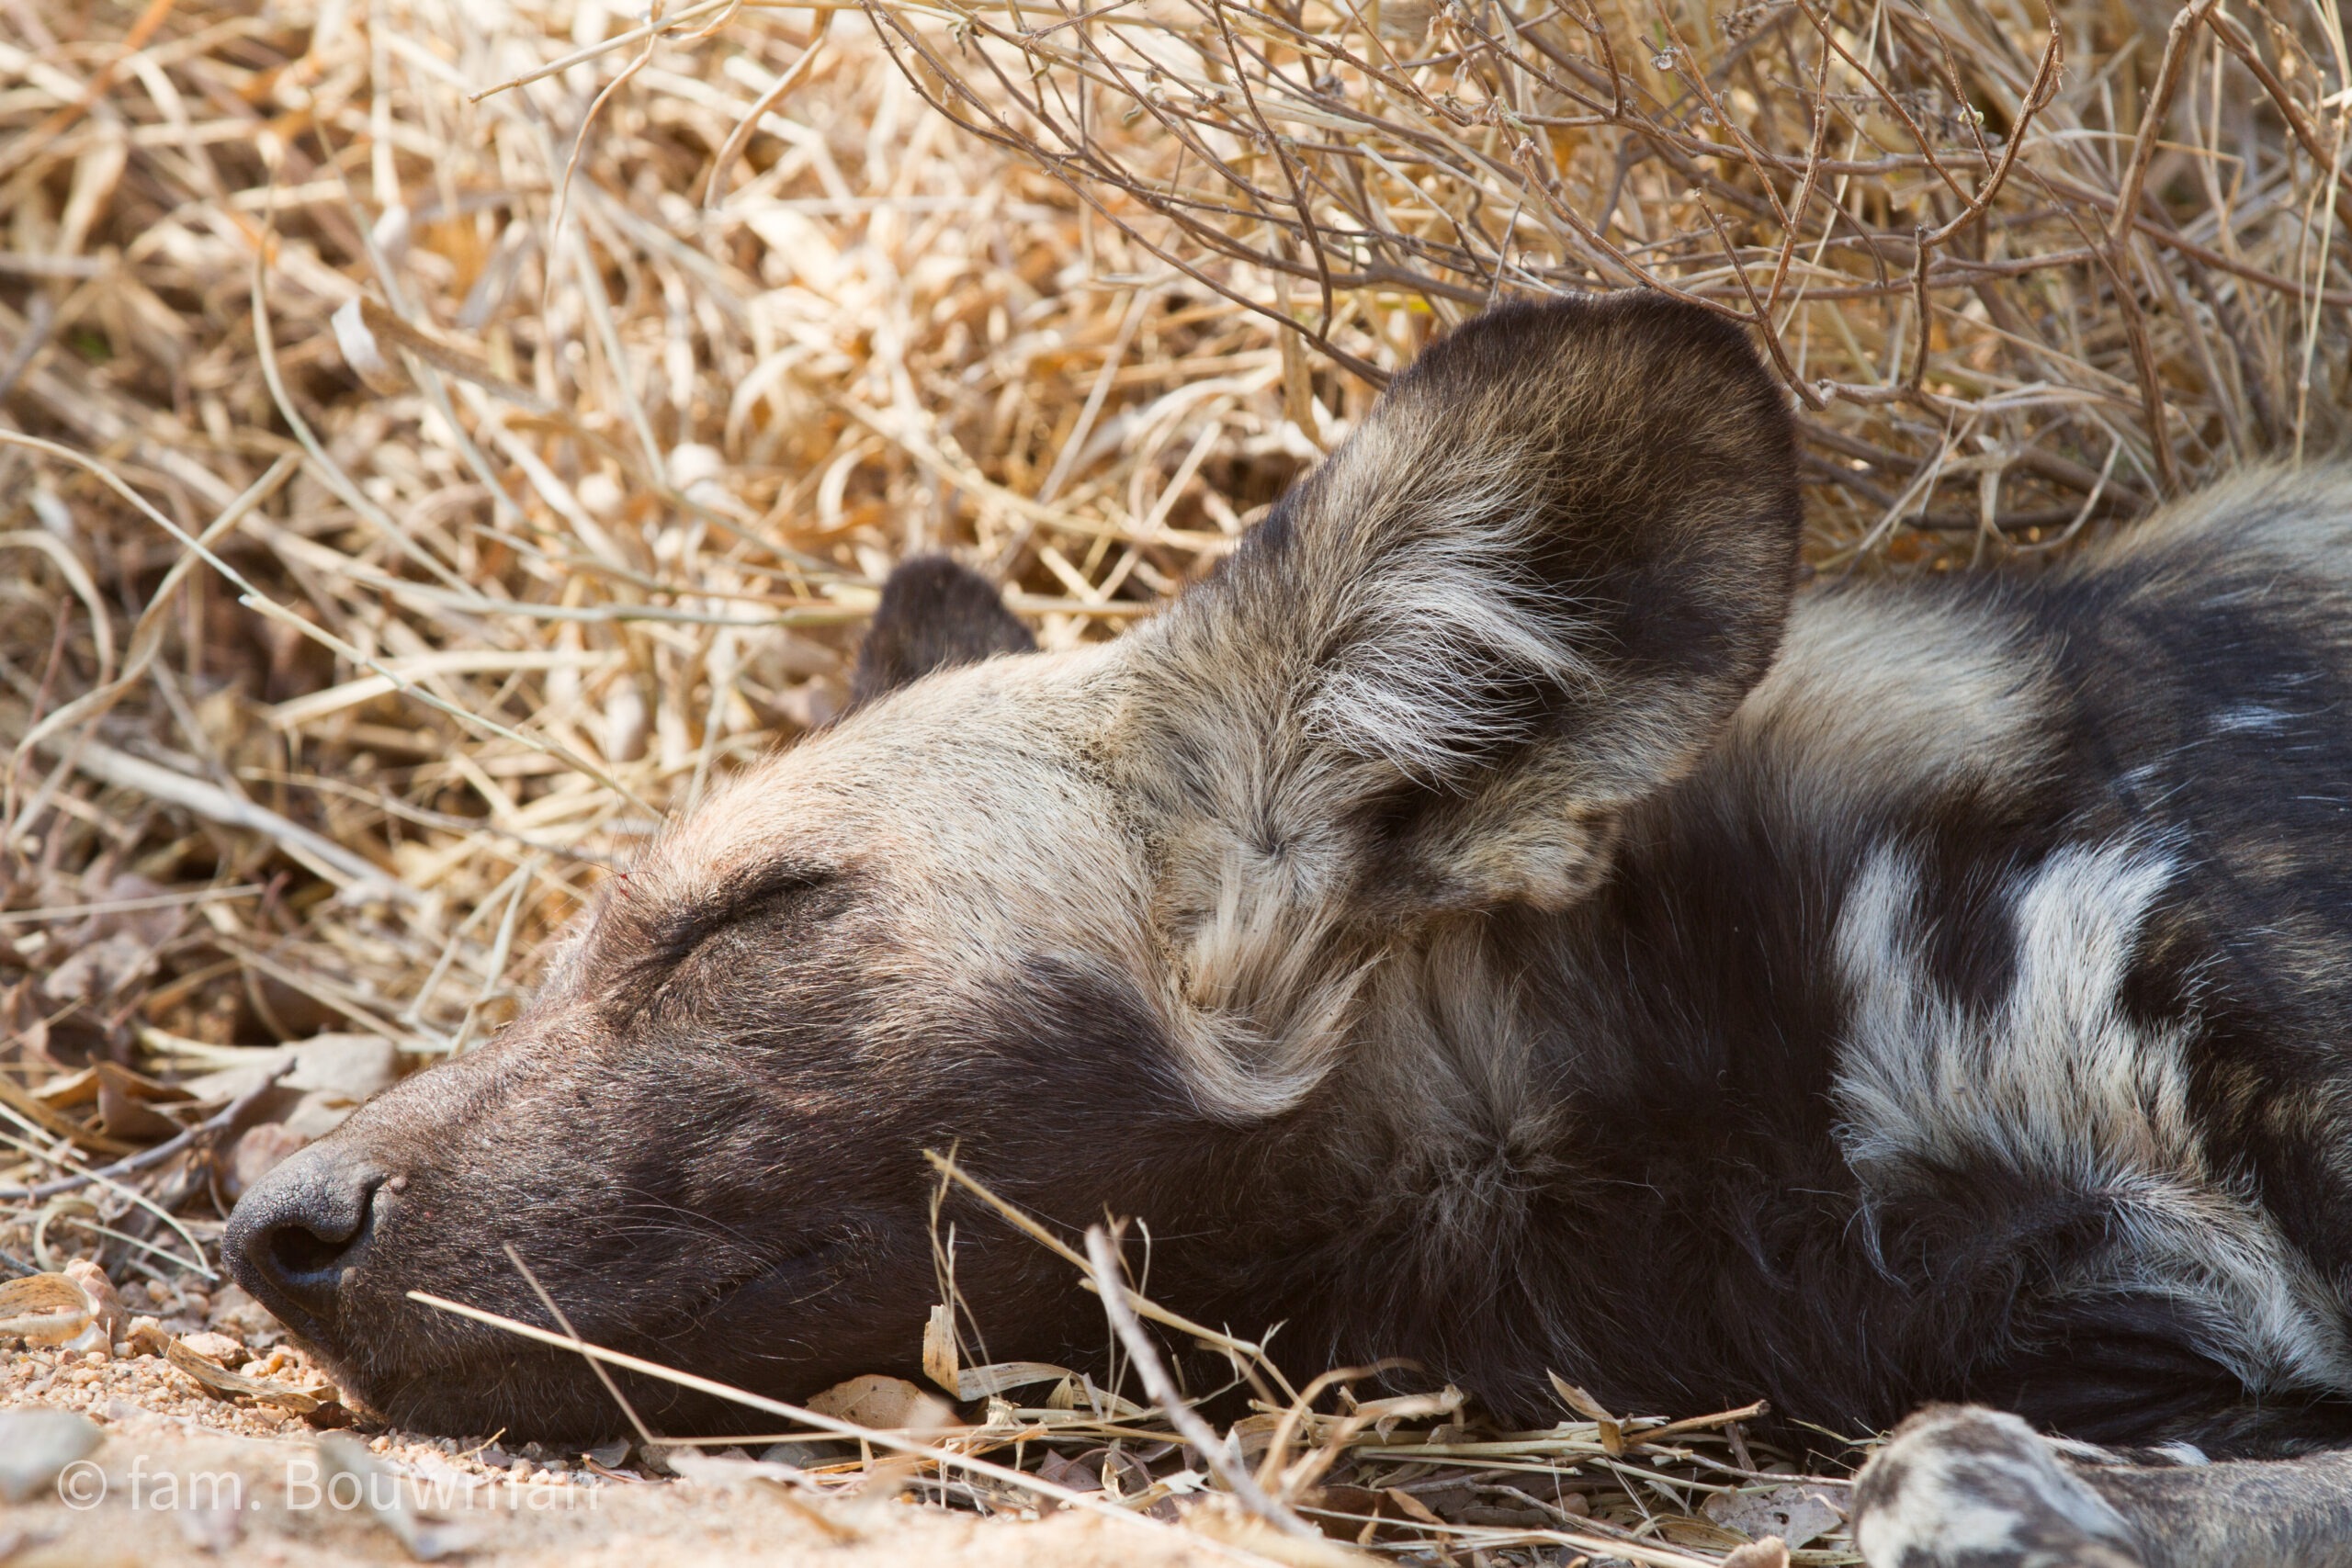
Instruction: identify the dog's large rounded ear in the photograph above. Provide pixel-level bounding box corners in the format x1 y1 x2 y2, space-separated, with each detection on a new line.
1121 293 1803 924
849 556 1036 709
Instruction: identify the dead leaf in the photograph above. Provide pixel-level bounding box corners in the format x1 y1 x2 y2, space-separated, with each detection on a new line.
1703 1483 1847 1550
1351 1386 1463 1441
0 1272 95 1345
164 1336 330 1414
1547 1371 1625 1454
175 1329 248 1367
40 931 160 1006
224 1122 311 1201
69 873 190 950
0 978 52 1065
181 1033 399 1107
922 1303 959 1393
1034 1451 1103 1495
95 1063 189 1141
806 1372 952 1433
123 1315 172 1357
954 1359 1075 1401
1382 1487 1446 1528
36 1061 190 1111
13 1062 191 1151
1723 1537 1792 1568
0 1073 134 1155
1303 1482 1390 1540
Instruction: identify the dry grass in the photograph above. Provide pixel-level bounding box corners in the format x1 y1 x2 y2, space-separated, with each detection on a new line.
4 0 2350 1560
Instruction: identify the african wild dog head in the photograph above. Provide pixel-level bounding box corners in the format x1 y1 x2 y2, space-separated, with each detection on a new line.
224 293 1803 1438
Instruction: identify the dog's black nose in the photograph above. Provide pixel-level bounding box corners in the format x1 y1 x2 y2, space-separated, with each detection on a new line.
223 1144 385 1332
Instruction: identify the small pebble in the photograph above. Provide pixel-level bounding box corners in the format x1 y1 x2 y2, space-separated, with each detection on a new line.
0 1409 103 1503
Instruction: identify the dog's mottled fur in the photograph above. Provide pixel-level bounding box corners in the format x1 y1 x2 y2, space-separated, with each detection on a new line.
227 295 2352 1563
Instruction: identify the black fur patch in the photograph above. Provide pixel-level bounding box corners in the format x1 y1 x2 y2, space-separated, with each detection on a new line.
848 555 1035 707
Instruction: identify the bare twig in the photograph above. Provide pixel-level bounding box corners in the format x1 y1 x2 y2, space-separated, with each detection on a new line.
1084 1224 1322 1541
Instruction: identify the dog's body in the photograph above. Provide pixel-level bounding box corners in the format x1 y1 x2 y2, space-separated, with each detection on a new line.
226 296 2352 1563
1404 468 2352 1454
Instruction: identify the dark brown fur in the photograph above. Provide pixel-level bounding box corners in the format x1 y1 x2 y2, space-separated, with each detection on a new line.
846 553 1034 708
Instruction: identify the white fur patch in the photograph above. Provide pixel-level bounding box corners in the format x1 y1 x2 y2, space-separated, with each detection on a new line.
1832 838 2352 1395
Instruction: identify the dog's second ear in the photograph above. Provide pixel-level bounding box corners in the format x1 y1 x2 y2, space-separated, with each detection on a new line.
848 556 1036 708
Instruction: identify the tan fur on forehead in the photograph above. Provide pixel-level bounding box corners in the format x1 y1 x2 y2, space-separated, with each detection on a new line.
629 645 1146 961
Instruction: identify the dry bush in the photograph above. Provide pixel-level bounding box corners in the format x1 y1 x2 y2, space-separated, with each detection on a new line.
869 0 2352 554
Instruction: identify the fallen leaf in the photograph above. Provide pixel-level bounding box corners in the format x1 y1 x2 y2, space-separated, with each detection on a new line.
0 1273 94 1345
1723 1537 1792 1568
63 1259 123 1345
40 931 161 1007
1304 1481 1391 1540
806 1372 952 1433
175 1329 248 1367
1382 1487 1446 1528
0 1072 134 1155
954 1359 1075 1401
1703 1483 1847 1550
1547 1371 1625 1453
164 1337 331 1414
1035 1451 1103 1495
94 1062 192 1141
922 1303 959 1393
224 1122 311 1201
181 1033 399 1107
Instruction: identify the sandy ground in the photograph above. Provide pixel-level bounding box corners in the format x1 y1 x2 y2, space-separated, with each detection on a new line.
0 1393 1288 1568
0 1418 1256 1568
0 1277 1325 1568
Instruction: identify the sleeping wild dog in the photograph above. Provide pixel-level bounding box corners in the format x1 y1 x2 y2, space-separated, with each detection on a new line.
227 294 2352 1564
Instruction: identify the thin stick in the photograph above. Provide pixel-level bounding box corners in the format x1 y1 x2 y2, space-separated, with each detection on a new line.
1083 1224 1321 1540
922 1148 1271 1362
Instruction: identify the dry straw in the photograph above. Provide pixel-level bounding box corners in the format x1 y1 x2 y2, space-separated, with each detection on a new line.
2 0 2347 1558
